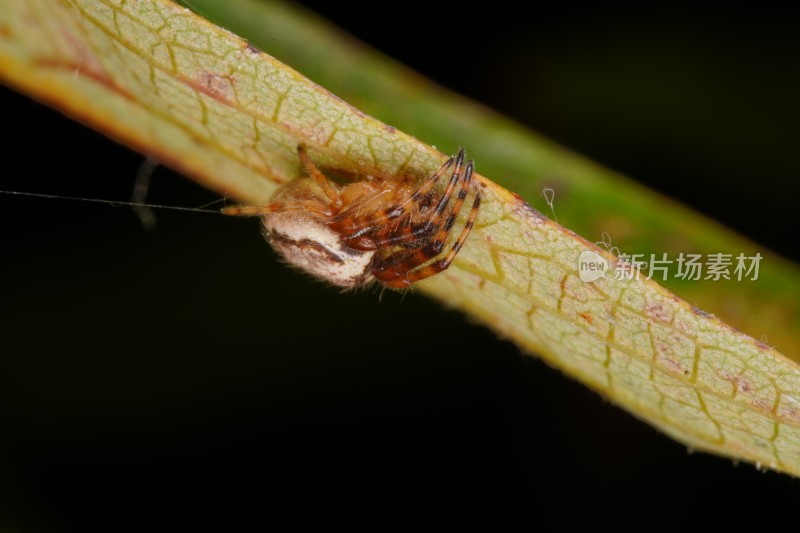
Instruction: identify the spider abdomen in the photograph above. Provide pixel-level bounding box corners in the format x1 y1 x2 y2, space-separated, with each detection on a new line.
262 184 375 288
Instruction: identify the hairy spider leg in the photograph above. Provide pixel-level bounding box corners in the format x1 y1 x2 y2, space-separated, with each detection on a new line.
332 147 461 231
384 148 461 221
331 148 464 250
222 200 330 218
297 145 340 206
367 156 473 250
372 162 480 287
221 203 282 216
372 194 481 287
333 148 465 251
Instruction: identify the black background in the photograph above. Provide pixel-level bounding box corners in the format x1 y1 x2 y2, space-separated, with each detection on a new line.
1 2 799 530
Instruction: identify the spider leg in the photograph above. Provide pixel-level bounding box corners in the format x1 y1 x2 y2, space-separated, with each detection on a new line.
440 159 475 234
297 145 340 206
373 191 481 288
390 147 462 219
221 203 282 216
357 148 461 225
329 149 464 250
416 148 465 227
368 158 476 250
222 200 330 218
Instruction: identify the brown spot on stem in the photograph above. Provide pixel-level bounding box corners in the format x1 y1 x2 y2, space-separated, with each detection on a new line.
646 302 672 323
751 399 775 415
691 305 713 318
507 192 545 222
661 357 684 374
191 71 235 104
738 378 753 393
778 405 800 423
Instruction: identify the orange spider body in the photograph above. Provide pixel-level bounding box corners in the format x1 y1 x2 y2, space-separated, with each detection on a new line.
224 146 481 289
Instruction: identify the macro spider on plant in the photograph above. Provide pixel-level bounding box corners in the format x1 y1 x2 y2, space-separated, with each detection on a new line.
223 146 482 289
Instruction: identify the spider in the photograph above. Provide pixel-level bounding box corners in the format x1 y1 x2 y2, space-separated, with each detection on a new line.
223 146 481 289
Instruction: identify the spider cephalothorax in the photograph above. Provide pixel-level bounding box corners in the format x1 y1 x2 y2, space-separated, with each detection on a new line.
224 146 481 289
